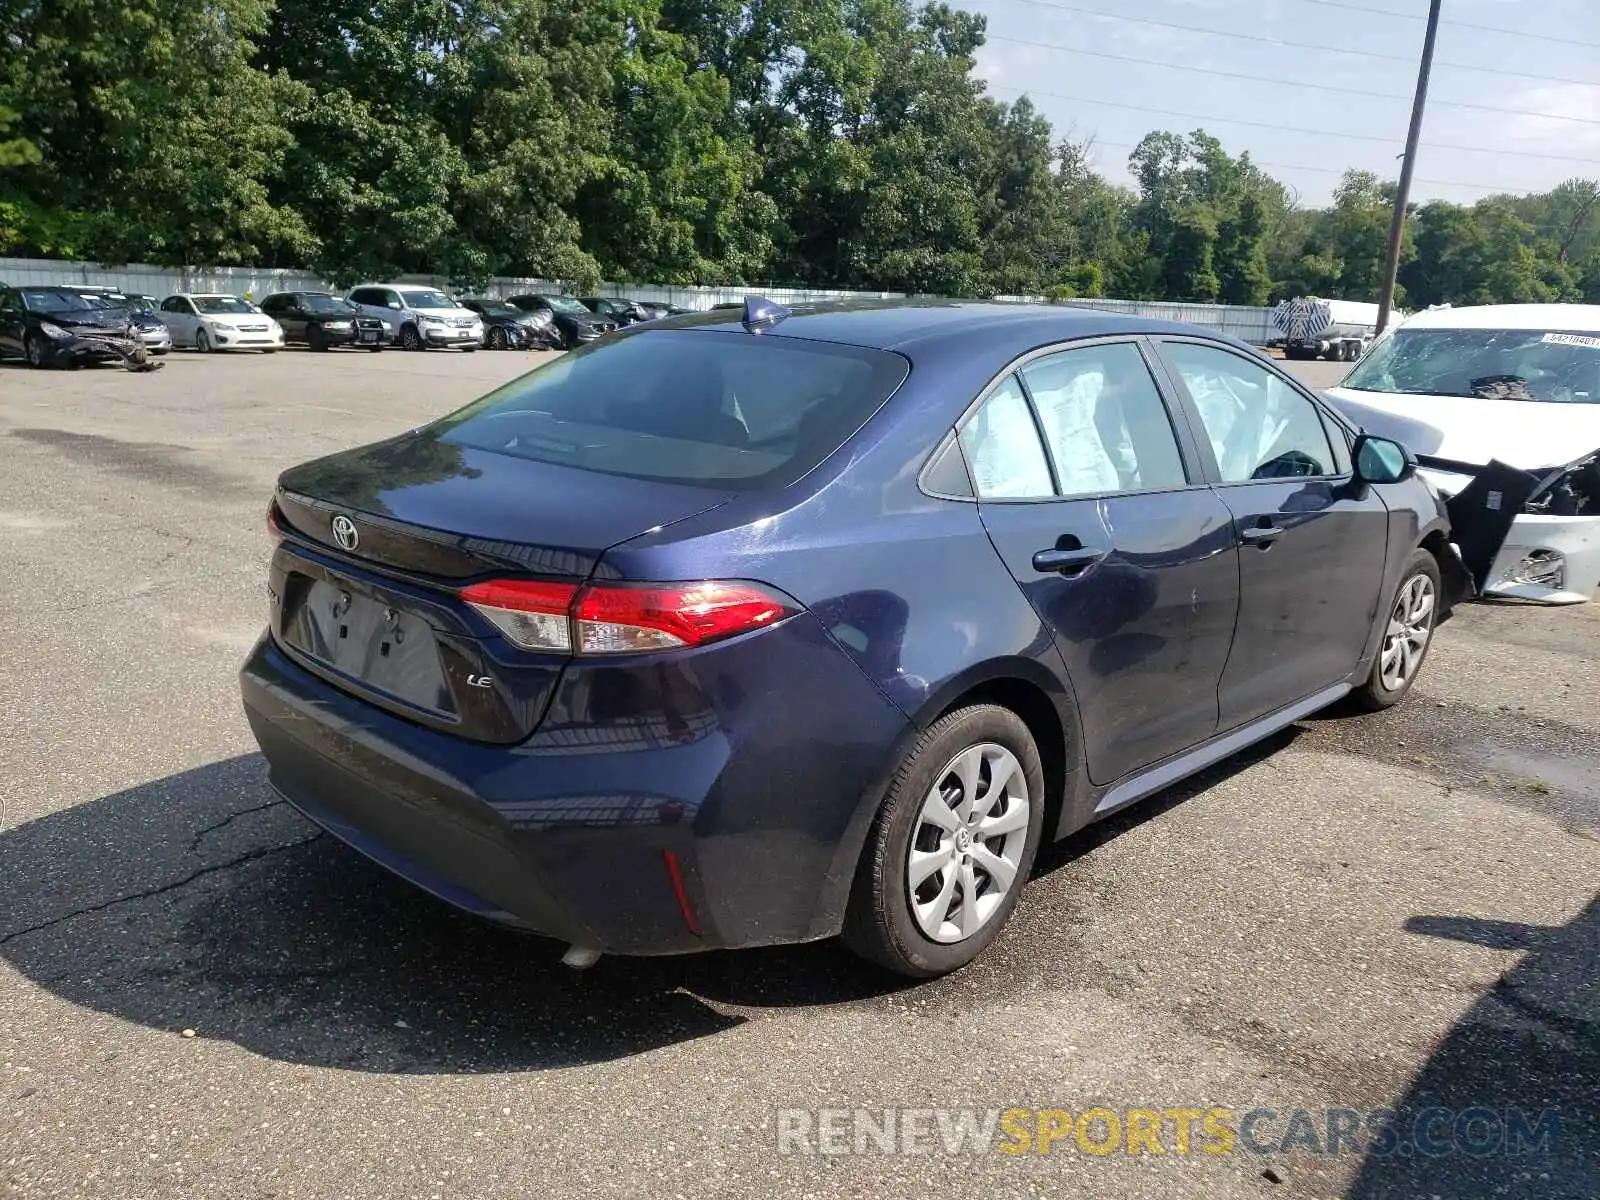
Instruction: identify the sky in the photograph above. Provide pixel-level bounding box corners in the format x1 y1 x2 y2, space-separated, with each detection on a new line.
966 0 1600 207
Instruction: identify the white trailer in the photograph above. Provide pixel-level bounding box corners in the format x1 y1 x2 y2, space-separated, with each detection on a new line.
1271 297 1381 362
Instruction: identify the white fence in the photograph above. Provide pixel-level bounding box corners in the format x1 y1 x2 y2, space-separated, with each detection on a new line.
0 256 1277 343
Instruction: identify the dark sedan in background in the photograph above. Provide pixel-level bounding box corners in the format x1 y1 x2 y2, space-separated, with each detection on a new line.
243 301 1459 979
260 292 387 351
505 293 615 348
579 296 653 327
459 298 562 350
0 286 153 369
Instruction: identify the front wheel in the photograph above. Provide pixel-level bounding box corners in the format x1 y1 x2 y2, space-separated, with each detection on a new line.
307 326 328 352
25 332 50 368
1348 548 1441 712
487 327 507 350
195 327 211 353
843 705 1045 978
399 324 423 352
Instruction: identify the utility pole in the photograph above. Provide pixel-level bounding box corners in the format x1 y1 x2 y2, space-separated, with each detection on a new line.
1377 0 1443 333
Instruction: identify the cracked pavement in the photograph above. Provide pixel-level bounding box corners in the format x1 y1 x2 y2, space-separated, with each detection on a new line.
1 350 1595 1199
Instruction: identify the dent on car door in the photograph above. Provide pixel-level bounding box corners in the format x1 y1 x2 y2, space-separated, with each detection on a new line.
963 340 1242 786
1154 339 1389 730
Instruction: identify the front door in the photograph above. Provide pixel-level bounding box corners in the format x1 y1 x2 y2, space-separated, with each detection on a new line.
1153 339 1390 730
0 289 23 358
965 340 1242 784
160 296 197 346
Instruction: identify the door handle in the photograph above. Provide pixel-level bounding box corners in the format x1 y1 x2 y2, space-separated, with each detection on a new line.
1239 523 1283 547
1032 546 1108 575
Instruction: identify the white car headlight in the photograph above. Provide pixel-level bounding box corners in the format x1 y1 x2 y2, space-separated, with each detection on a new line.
420 314 445 325
38 321 69 339
328 320 352 330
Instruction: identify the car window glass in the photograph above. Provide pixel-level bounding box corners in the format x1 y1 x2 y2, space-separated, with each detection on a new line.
1020 343 1187 496
1163 343 1336 482
959 377 1055 500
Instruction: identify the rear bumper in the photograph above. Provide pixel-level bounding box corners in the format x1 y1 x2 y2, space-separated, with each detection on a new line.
239 618 909 955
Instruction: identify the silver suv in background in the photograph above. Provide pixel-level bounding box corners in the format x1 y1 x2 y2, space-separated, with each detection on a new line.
347 284 484 352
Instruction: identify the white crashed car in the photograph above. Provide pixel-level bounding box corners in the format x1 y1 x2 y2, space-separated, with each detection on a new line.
1326 304 1600 605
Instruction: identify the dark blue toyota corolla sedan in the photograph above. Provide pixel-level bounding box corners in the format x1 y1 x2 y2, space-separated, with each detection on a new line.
241 300 1462 977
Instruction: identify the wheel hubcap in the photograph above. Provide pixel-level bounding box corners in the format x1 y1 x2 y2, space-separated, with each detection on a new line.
1380 574 1435 691
906 743 1030 944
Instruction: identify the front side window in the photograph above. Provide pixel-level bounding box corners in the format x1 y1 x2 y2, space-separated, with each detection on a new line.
435 329 908 490
1344 327 1600 404
1020 343 1187 497
1162 342 1336 482
959 377 1055 500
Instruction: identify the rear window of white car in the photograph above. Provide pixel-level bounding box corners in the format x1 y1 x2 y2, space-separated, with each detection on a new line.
1345 327 1600 404
435 329 909 489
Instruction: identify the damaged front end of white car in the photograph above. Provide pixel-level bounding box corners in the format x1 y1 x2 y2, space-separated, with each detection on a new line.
1430 449 1600 605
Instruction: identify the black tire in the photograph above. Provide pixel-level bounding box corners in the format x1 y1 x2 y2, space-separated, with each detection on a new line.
461 344 476 353
399 324 423 352
24 332 51 369
307 326 328 352
487 326 507 350
369 344 384 353
842 704 1046 978
1347 548 1442 712
151 348 169 357
195 327 211 353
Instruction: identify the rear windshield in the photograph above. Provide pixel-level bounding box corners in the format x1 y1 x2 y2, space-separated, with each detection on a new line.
435 329 909 489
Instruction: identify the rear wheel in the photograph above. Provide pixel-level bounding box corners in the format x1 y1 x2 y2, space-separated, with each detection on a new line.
1348 548 1441 712
843 704 1045 978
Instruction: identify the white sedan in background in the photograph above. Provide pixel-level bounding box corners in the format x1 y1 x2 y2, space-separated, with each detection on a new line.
158 293 284 353
1327 303 1600 604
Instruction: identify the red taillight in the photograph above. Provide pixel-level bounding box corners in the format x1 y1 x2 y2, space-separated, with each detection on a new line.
267 501 283 541
459 578 797 655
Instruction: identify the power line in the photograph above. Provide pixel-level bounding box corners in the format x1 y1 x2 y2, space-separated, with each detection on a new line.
997 0 1600 90
983 32 1600 125
984 81 1600 168
1294 0 1600 51
1086 139 1524 194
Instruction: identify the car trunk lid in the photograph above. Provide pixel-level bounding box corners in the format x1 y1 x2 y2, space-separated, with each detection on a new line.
269 433 734 742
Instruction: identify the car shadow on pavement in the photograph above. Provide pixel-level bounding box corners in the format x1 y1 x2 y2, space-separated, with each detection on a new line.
1346 896 1598 1199
0 755 906 1075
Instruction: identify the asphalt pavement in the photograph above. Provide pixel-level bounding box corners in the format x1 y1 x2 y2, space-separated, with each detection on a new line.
1 345 1594 1199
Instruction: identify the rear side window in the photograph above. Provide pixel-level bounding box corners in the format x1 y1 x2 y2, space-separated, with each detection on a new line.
959 377 1055 499
435 330 909 490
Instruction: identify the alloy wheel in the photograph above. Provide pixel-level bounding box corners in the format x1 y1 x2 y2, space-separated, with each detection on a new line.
195 327 210 353
906 743 1031 944
1380 573 1435 691
25 334 45 368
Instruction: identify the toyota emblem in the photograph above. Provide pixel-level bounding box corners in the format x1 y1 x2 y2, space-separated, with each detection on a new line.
330 514 360 551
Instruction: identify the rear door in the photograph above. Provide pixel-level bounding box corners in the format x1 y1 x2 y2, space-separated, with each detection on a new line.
965 338 1242 784
1152 338 1389 730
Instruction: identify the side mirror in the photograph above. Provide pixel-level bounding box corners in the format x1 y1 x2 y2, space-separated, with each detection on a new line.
388 299 403 310
1353 433 1417 485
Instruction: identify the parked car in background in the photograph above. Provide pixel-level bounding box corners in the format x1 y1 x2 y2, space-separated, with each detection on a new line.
0 285 160 369
579 296 652 327
159 293 283 353
243 300 1459 979
259 292 387 352
62 286 171 356
634 300 691 320
348 284 482 352
505 293 614 348
1326 303 1600 604
458 298 558 350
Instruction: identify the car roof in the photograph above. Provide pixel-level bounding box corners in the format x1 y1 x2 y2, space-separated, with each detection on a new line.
175 293 241 299
669 299 1250 354
1398 303 1600 331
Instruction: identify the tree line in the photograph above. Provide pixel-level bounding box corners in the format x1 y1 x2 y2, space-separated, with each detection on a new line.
2 0 1598 307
